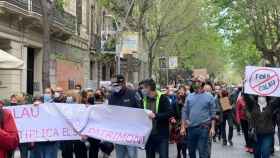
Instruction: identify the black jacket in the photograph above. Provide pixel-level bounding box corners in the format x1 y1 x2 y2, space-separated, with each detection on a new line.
147 94 173 138
244 94 280 134
108 88 140 108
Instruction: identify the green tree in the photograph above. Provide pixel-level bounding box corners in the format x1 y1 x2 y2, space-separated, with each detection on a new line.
209 0 280 66
101 0 202 77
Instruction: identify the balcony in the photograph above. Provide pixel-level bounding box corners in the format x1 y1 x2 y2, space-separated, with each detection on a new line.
0 0 76 38
101 30 117 54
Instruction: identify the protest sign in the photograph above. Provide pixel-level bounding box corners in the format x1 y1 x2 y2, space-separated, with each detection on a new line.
5 103 152 148
244 66 280 97
220 97 232 111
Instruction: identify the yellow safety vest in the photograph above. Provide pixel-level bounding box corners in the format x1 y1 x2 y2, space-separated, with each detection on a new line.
143 90 162 113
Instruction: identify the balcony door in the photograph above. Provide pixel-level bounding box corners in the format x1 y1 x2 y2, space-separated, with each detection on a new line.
26 47 35 95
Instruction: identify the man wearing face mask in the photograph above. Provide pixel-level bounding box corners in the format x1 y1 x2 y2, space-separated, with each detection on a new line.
180 76 216 158
142 79 173 158
108 74 141 158
53 87 66 103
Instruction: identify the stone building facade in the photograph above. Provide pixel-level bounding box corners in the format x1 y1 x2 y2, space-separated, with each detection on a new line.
0 0 148 99
0 0 91 98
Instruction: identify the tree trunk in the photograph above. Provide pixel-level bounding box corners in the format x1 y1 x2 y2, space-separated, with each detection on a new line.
148 48 153 78
39 0 52 89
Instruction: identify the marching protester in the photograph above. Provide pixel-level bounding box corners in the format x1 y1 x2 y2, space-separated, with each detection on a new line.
166 85 177 107
13 95 32 158
181 76 216 158
236 90 254 153
85 89 102 158
230 87 242 136
220 89 234 146
272 106 280 155
244 93 280 158
31 90 59 158
52 87 75 158
70 90 88 158
0 100 19 158
171 85 188 158
91 88 114 158
213 85 222 142
108 74 141 158
142 79 173 158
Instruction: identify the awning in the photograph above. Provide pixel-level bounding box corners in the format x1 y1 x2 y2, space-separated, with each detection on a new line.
0 49 24 69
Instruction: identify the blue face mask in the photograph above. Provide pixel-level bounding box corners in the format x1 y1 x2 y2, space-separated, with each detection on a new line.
43 94 52 103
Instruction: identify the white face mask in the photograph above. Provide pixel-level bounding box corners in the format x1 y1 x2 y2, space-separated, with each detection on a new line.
112 86 122 93
66 96 74 103
258 96 267 112
54 92 61 98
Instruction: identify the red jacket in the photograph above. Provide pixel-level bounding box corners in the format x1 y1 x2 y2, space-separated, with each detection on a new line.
0 110 19 158
236 95 247 124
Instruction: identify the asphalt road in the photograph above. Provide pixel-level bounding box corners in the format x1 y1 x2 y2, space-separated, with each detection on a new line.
14 132 280 158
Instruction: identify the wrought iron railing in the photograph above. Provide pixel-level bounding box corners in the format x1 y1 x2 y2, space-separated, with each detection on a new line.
3 0 28 10
0 0 76 33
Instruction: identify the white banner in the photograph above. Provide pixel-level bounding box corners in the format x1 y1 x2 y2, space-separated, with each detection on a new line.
244 66 280 97
5 103 152 148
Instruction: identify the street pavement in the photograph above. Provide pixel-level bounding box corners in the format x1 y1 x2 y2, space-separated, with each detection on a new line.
211 132 280 158
14 132 280 158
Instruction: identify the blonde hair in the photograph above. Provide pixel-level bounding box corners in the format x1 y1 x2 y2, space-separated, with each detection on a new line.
16 94 26 104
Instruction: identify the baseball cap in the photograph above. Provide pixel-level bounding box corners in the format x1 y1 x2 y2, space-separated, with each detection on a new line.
111 74 125 85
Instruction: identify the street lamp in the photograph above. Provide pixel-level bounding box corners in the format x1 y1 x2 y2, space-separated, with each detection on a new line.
104 14 121 75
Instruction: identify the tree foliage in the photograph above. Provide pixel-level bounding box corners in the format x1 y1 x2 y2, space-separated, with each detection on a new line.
209 0 280 66
101 0 202 77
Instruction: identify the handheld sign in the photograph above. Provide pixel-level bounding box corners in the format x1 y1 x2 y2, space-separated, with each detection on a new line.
244 66 280 97
220 97 232 111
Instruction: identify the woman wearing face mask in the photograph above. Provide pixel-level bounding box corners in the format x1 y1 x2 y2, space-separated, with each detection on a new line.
170 86 187 158
31 89 59 158
244 94 280 158
87 89 114 158
61 90 88 158
43 88 54 103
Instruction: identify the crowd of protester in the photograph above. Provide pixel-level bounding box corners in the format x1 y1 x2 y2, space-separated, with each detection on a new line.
1 74 280 158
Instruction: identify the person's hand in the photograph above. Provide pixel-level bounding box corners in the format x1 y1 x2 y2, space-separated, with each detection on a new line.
170 117 177 124
180 127 186 136
215 115 220 120
209 127 215 137
148 111 156 120
80 135 88 141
